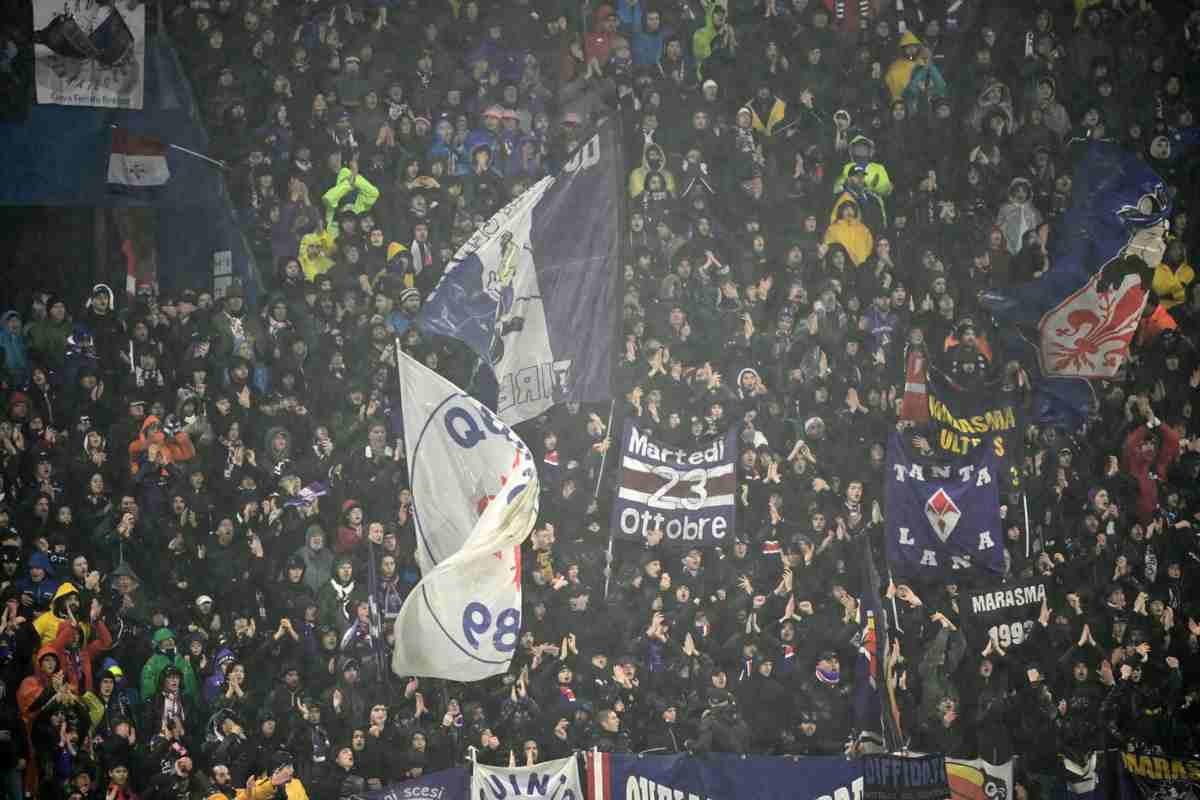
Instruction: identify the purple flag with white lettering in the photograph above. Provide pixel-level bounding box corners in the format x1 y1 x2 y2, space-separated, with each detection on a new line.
884 432 1003 578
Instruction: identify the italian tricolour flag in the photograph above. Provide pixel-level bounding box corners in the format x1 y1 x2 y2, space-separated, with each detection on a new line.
108 129 171 187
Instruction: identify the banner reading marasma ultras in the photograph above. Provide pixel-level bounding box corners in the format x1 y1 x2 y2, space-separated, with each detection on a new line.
925 373 1025 492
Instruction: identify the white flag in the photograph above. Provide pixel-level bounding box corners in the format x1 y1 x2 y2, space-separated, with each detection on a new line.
392 350 538 681
108 128 170 187
471 756 583 800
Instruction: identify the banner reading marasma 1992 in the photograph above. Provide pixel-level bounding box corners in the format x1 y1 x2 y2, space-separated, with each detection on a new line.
611 424 738 547
33 0 145 109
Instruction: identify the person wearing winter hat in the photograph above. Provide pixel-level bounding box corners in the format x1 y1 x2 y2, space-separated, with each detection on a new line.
0 311 30 386
316 555 365 631
13 550 60 612
141 628 199 704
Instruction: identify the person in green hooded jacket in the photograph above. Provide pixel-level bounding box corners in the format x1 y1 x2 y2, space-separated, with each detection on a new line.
140 628 199 703
26 295 72 370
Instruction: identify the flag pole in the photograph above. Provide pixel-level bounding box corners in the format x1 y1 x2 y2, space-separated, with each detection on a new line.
107 124 226 169
594 399 615 497
167 143 226 170
598 399 616 599
886 567 903 635
1022 491 1032 560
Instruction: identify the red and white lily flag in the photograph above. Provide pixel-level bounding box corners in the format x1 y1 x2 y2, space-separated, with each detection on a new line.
108 128 170 187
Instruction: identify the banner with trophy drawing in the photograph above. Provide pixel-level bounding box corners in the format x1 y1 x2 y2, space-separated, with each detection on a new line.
34 0 145 109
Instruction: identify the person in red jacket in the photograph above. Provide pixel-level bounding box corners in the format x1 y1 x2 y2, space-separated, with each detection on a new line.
335 499 365 554
49 598 113 694
1121 396 1181 524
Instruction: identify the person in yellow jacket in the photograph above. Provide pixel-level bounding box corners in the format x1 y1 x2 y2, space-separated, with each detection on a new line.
298 158 379 280
207 758 309 799
1152 240 1195 311
885 31 946 110
628 143 676 198
744 84 787 137
823 197 874 266
833 135 893 198
33 581 87 649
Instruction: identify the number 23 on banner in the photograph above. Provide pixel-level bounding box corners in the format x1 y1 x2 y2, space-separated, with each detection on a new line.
463 602 521 653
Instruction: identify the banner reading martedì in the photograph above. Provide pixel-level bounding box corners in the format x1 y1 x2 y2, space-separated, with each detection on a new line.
33 0 145 109
611 424 738 547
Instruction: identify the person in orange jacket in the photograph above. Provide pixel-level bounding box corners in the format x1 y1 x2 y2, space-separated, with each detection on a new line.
127 414 196 475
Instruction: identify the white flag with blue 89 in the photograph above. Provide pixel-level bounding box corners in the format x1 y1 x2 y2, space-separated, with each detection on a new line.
392 351 539 680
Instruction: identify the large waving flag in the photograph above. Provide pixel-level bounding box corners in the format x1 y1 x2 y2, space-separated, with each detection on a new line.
420 120 622 425
979 140 1171 426
392 350 538 680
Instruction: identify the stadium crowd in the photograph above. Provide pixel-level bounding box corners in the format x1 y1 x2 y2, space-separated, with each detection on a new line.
2 0 1200 797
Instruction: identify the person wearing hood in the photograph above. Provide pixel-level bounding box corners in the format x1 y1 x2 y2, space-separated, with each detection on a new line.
334 500 365 554
1025 75 1071 142
833 134 892 199
965 78 1016 137
273 555 317 622
26 295 72 371
833 162 888 238
45 594 112 694
1151 239 1195 314
885 31 946 112
128 414 197 476
203 647 239 707
82 663 135 743
33 580 86 649
15 550 60 613
141 627 200 704
293 525 334 595
0 311 30 387
317 556 366 631
995 177 1043 256
81 283 126 375
822 199 874 267
17 645 82 795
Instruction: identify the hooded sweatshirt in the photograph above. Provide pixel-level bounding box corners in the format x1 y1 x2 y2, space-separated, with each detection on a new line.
33 581 87 649
141 627 200 702
0 311 30 385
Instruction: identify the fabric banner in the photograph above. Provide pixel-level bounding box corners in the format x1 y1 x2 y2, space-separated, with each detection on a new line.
960 578 1048 650
108 128 169 187
34 0 145 109
361 767 470 800
586 752 862 800
420 121 621 425
925 370 1025 493
854 539 901 751
862 755 948 800
392 350 539 681
610 424 737 547
885 432 1003 578
1116 752 1200 800
945 758 1014 800
979 140 1172 426
473 756 584 800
